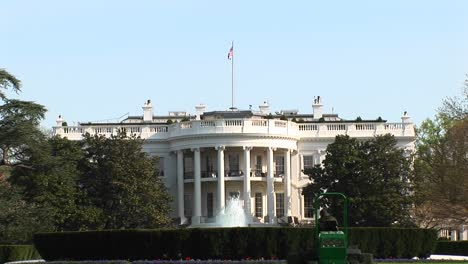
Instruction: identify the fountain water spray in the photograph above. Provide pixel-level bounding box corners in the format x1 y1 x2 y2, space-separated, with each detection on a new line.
215 196 247 227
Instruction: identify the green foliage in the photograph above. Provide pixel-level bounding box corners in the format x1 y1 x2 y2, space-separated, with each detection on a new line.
0 245 41 263
434 241 468 256
356 116 362 122
9 136 94 231
303 135 413 227
0 99 47 165
347 228 437 258
265 113 274 119
166 119 173 124
79 130 172 229
34 228 315 261
0 180 54 244
33 227 436 261
181 117 190 122
280 115 287 121
0 69 21 101
438 76 468 122
412 77 467 228
413 113 468 227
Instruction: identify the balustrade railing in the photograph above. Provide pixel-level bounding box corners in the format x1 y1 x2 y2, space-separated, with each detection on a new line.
225 119 243 126
201 171 218 178
200 120 216 127
252 120 267 126
298 124 318 131
53 119 414 140
225 170 244 177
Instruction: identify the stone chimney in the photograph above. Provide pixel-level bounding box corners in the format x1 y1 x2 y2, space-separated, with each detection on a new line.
195 104 206 120
142 99 153 122
401 111 411 123
56 115 65 126
312 96 323 119
259 101 270 115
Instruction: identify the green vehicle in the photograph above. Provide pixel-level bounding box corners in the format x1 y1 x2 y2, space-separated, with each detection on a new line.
314 192 348 264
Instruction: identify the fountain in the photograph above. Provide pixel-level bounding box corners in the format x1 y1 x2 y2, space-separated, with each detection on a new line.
214 196 248 227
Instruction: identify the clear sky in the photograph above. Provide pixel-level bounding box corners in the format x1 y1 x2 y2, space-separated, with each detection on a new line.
1 0 467 128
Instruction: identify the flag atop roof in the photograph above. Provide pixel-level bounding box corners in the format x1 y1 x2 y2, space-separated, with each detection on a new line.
227 45 233 60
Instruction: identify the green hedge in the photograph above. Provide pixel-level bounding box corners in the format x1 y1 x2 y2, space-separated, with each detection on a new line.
34 227 436 261
347 228 437 258
0 245 41 263
434 241 468 256
34 228 315 261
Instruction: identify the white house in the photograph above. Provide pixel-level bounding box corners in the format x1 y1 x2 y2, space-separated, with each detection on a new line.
53 97 416 227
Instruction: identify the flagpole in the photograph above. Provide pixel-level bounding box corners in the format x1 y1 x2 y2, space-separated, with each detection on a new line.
231 41 234 110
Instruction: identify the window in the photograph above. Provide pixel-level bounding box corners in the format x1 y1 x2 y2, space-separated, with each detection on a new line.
205 155 217 177
274 156 284 177
184 156 193 177
303 155 314 171
255 155 263 176
276 193 285 217
184 194 193 217
207 192 214 218
304 194 314 218
255 193 263 217
228 154 239 175
157 157 165 176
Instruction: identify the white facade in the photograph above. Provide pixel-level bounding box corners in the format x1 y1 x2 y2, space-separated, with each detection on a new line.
53 98 416 226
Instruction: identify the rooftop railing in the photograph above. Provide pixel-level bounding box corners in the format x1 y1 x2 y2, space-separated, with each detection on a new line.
53 119 415 140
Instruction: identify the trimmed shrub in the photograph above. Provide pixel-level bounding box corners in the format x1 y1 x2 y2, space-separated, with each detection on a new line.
34 228 314 261
0 245 41 263
34 227 436 261
347 228 437 258
434 241 468 256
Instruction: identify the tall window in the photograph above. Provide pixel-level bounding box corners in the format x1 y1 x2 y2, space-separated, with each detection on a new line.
228 154 239 175
184 156 193 178
276 193 285 217
303 155 314 171
184 194 193 217
156 157 165 176
255 155 262 176
207 192 214 218
304 194 314 218
205 155 216 177
274 156 284 177
255 193 263 217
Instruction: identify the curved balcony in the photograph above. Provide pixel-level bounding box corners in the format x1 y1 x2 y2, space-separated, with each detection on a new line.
53 119 415 141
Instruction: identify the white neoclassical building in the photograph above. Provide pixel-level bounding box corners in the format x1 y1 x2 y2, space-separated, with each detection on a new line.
53 97 416 226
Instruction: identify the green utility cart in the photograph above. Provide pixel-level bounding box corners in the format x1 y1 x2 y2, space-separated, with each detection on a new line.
314 193 348 264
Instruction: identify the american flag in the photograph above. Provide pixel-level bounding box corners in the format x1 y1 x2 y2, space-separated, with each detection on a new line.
227 45 233 60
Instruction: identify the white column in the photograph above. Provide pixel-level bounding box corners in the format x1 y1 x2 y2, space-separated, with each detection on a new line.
192 148 201 224
216 146 225 214
243 146 252 221
177 150 186 224
284 149 291 217
267 147 275 223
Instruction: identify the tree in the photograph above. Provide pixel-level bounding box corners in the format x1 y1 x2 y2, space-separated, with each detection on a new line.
438 76 468 122
413 85 467 229
0 178 54 244
0 99 47 165
79 130 172 229
9 136 103 231
0 69 21 100
303 134 413 227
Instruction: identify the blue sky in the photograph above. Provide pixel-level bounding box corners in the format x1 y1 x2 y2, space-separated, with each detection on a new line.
1 1 467 128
